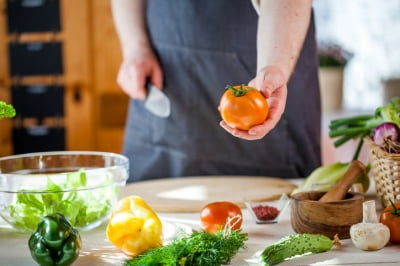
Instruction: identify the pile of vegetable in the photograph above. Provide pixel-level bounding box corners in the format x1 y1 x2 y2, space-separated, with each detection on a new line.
106 196 344 265
8 169 116 232
104 197 247 266
294 97 400 194
329 97 400 154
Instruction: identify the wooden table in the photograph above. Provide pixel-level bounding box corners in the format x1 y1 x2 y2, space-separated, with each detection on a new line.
1 177 400 265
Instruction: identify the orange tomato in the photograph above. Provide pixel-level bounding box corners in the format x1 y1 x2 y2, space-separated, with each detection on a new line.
200 201 243 233
380 201 400 243
218 84 269 130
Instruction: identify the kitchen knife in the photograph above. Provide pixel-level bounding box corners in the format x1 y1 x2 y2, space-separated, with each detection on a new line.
144 84 171 118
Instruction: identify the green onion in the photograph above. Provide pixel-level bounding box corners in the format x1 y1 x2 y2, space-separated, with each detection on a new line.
328 98 400 156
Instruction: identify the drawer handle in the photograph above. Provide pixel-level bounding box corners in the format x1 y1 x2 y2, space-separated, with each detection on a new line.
73 85 81 103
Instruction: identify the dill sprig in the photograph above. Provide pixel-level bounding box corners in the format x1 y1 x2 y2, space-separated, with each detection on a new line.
124 226 248 266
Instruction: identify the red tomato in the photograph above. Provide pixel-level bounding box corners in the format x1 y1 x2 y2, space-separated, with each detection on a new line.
218 84 268 130
380 201 400 243
200 201 243 233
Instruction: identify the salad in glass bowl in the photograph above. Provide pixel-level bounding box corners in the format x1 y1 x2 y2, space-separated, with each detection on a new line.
0 151 129 233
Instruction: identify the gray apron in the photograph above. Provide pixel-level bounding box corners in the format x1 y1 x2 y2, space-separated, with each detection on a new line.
123 0 321 182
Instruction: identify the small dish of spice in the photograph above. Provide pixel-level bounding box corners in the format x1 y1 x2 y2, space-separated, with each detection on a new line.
244 193 290 224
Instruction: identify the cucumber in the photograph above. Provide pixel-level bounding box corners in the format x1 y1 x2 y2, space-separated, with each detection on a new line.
261 233 333 266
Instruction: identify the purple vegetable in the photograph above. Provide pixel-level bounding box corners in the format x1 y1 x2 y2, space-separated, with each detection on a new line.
373 122 400 153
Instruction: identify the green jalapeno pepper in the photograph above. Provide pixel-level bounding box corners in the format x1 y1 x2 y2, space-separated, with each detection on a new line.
28 213 81 266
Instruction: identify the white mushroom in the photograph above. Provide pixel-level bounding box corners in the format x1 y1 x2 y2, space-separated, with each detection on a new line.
350 200 390 251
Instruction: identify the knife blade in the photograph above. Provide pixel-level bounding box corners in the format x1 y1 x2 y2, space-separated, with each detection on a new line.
144 84 171 118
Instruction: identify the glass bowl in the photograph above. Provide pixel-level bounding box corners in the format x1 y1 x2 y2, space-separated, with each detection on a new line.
0 151 129 233
244 193 289 224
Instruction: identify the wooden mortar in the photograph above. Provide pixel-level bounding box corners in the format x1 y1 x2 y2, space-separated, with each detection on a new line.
290 191 364 239
319 160 366 202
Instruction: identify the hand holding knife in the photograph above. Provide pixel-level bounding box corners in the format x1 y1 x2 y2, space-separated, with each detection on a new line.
144 83 171 118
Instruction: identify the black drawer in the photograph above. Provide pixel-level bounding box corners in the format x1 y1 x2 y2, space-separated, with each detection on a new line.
12 84 64 118
7 0 61 33
13 126 65 154
9 41 63 76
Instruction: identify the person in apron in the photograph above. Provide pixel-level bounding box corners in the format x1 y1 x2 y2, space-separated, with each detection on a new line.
111 0 321 182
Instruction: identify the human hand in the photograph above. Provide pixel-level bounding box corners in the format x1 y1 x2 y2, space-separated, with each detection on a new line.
220 65 287 140
116 46 163 100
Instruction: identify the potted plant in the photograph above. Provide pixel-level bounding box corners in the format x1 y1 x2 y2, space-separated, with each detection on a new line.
318 43 352 112
382 78 400 105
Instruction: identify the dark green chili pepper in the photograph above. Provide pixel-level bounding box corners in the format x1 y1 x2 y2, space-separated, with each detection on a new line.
28 213 81 266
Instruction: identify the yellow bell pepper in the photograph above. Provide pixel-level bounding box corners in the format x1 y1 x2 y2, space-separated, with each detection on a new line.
106 195 163 257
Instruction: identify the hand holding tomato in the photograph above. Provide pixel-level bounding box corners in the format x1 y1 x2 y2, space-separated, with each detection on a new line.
218 85 269 131
219 65 287 140
200 201 243 233
380 200 400 243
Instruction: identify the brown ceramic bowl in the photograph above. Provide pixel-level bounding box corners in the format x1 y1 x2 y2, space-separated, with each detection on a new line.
290 191 364 239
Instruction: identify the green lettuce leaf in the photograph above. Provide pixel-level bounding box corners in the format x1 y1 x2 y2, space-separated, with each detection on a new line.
7 169 117 232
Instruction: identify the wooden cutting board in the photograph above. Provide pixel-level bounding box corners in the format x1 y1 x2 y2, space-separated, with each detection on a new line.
122 176 297 212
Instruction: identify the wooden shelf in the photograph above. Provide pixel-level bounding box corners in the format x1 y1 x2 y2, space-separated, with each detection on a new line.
0 0 127 156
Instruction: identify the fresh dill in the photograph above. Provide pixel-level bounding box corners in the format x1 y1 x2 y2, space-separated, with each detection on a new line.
124 228 248 266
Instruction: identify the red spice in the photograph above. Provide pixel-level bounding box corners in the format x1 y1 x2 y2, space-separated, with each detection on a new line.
251 205 280 221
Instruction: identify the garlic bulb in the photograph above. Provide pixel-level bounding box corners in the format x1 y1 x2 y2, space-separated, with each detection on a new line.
350 200 390 251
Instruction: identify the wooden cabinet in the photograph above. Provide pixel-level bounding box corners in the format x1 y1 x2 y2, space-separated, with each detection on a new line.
0 0 128 156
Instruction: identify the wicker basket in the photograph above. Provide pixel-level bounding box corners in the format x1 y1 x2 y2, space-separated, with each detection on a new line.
367 136 400 208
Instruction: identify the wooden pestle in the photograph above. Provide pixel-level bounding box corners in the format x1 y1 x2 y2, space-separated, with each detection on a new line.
319 160 366 202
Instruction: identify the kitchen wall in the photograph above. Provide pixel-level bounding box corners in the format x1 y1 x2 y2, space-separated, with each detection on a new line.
314 0 400 111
